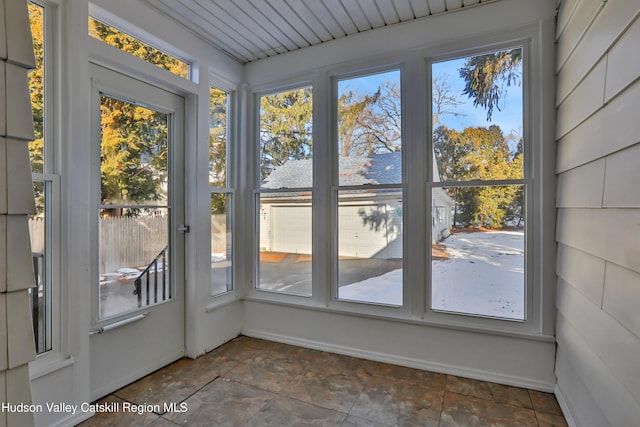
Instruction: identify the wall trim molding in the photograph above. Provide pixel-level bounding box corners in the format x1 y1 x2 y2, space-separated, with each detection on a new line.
555 384 579 427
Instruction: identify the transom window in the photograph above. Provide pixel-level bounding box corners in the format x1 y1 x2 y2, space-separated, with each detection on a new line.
88 16 190 79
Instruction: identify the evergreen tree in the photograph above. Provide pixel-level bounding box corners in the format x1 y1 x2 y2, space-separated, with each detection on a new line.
259 88 313 181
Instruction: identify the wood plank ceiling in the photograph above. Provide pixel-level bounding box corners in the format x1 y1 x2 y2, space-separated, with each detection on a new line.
147 0 498 63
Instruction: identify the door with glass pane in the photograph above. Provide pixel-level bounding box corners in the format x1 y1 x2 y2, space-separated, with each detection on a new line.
89 64 185 400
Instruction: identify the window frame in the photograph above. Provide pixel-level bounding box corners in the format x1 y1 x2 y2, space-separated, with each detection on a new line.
244 27 551 338
209 84 235 297
251 79 315 302
330 66 407 312
423 38 538 333
28 0 62 360
86 12 192 81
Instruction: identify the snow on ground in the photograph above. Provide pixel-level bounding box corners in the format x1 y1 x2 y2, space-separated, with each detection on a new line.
338 230 525 320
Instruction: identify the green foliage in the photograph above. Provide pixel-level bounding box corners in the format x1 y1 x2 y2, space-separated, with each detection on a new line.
89 18 188 78
259 88 313 180
99 97 168 207
434 125 523 228
210 88 228 214
28 3 44 175
458 48 522 121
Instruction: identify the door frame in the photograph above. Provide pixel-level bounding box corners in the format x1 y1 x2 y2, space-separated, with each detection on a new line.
88 63 186 400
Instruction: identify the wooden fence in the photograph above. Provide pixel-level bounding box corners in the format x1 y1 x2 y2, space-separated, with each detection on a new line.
99 215 168 273
28 214 229 274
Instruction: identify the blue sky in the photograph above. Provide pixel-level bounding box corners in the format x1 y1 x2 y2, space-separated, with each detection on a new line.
432 56 523 140
338 57 523 144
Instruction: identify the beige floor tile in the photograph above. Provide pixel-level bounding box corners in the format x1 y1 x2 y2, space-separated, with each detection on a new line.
113 357 223 410
350 377 444 426
163 378 274 426
487 382 534 409
446 375 493 400
245 396 346 426
530 390 563 415
80 337 568 427
536 410 569 427
76 395 160 427
440 391 537 427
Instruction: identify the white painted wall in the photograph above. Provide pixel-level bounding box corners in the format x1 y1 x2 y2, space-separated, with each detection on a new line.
243 0 558 391
555 0 640 425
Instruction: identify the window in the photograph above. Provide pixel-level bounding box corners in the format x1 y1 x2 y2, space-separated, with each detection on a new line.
335 69 403 306
257 86 313 296
210 87 233 296
98 95 172 319
88 17 190 79
28 1 58 354
430 47 526 321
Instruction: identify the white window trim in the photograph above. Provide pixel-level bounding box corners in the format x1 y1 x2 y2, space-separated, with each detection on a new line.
28 0 66 372
244 25 554 339
250 80 315 303
87 3 194 82
207 80 242 307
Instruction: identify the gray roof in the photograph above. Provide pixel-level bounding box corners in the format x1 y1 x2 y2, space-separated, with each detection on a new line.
262 152 402 189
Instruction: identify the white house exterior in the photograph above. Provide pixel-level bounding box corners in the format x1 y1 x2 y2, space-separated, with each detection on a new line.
260 153 454 258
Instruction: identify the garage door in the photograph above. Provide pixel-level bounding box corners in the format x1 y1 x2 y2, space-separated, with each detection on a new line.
272 206 312 254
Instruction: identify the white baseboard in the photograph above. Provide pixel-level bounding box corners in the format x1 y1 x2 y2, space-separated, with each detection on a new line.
242 328 556 392
555 385 579 427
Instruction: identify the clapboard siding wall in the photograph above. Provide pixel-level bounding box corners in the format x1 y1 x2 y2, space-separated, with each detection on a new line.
555 0 640 425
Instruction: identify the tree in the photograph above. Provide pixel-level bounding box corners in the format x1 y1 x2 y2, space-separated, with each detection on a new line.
433 125 522 228
89 18 188 78
458 48 522 121
338 79 401 157
210 88 228 214
432 74 464 126
99 97 168 212
88 19 187 215
259 88 313 180
28 4 45 216
209 88 227 186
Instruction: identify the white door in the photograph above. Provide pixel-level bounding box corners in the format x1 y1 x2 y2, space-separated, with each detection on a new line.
89 64 185 400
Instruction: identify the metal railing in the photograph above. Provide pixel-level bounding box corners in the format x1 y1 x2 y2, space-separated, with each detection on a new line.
134 246 170 308
31 252 49 354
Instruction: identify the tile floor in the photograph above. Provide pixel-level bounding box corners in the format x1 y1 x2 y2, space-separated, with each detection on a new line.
79 336 568 426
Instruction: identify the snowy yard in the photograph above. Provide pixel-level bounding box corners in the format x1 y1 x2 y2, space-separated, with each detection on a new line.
339 230 525 320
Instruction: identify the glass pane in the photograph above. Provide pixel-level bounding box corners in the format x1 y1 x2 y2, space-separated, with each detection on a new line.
209 88 228 187
338 70 401 186
431 185 525 320
29 180 51 353
100 95 168 206
212 193 232 296
258 192 312 296
337 189 403 306
28 2 44 173
89 17 189 79
259 87 313 188
432 48 523 182
99 208 170 319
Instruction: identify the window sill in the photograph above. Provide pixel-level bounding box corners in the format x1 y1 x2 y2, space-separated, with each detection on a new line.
29 352 75 380
205 292 242 313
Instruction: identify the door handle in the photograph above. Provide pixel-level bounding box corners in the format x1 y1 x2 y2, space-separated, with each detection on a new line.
178 225 190 233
